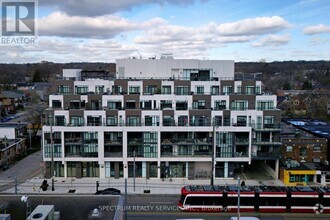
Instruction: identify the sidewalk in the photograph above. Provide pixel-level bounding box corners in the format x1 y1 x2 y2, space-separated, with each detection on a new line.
2 176 285 195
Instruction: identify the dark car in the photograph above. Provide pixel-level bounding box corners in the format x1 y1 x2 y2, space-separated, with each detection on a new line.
94 188 121 195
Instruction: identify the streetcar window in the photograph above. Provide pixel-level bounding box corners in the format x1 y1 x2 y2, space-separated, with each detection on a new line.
290 197 319 206
226 196 255 206
258 197 284 206
185 196 223 206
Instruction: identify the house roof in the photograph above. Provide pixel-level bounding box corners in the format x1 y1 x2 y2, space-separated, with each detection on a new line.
1 90 25 99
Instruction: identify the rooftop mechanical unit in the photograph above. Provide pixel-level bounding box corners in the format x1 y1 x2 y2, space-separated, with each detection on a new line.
27 205 60 220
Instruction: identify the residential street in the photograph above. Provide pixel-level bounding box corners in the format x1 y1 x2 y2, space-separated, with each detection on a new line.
0 150 43 192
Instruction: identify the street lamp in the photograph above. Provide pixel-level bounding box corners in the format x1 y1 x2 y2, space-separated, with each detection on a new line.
49 114 55 191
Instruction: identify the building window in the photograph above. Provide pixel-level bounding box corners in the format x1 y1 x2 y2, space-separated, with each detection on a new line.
264 116 275 128
55 116 65 126
87 116 102 126
193 100 206 109
126 100 136 109
107 101 121 110
70 116 84 126
140 100 152 110
222 86 233 95
300 147 307 156
162 86 171 94
129 86 140 94
313 145 321 152
256 85 261 94
75 86 88 94
236 85 241 94
176 101 188 110
145 85 157 95
236 116 247 127
196 86 204 95
112 85 122 94
257 101 274 110
127 116 140 126
286 146 293 152
231 100 248 110
106 116 117 126
175 86 189 95
211 86 219 95
95 85 104 94
214 100 226 110
245 86 255 94
52 100 62 108
58 85 70 94
161 100 172 109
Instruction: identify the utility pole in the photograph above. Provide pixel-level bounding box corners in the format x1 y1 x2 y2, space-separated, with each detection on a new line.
211 118 215 186
133 150 136 191
49 115 55 191
237 176 240 220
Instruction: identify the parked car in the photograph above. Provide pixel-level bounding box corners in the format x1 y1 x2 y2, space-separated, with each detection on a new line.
94 188 121 195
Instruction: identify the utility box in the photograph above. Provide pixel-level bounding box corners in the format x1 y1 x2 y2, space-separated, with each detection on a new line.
27 205 60 220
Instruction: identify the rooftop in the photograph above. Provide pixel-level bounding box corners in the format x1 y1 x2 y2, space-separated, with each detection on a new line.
282 118 330 139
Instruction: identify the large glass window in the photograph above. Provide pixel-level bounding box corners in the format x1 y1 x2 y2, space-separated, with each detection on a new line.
55 116 65 126
216 132 233 157
112 85 122 94
106 116 117 126
70 116 84 126
145 85 157 95
161 100 172 109
107 101 121 110
176 101 188 110
52 100 62 108
231 100 248 110
196 86 204 95
193 100 206 109
236 116 247 127
127 116 140 126
264 116 274 128
87 116 102 126
214 100 226 110
129 86 140 94
222 86 233 95
95 85 104 94
257 101 274 110
75 86 88 94
58 85 70 94
175 86 189 95
211 86 219 95
162 86 171 94
245 86 255 94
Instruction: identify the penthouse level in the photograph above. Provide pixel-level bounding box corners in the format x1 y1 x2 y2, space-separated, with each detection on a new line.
42 58 281 180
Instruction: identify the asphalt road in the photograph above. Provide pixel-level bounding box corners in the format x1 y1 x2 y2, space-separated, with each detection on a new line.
126 195 330 220
0 150 43 192
0 195 118 220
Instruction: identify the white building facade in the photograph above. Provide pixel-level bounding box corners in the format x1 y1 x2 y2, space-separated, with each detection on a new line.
42 58 281 179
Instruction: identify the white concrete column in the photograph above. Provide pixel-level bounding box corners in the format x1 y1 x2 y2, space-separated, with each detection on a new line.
142 161 147 178
224 162 228 178
64 161 67 178
186 162 189 178
157 161 161 179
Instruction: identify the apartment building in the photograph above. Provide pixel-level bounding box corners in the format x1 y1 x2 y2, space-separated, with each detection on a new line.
42 58 281 179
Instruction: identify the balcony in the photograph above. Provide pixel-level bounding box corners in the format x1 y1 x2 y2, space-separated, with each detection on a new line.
216 152 249 158
65 152 98 157
161 151 212 157
161 138 212 145
104 140 122 145
104 152 123 157
253 141 281 145
252 123 281 131
251 152 281 160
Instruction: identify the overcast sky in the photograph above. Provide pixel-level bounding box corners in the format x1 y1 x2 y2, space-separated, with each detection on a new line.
2 0 330 63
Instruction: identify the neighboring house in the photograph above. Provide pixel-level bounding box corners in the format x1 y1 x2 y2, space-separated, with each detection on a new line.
34 82 53 101
281 119 330 186
16 83 36 91
42 58 281 180
0 123 27 169
1 90 26 108
0 94 14 116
